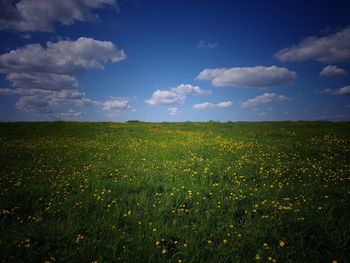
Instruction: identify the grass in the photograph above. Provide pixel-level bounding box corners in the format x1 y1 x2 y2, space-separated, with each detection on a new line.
0 121 349 263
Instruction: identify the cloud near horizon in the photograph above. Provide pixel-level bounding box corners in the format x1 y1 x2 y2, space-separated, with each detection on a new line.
241 93 287 108
0 37 127 114
145 84 210 105
196 66 296 88
0 0 117 32
193 101 233 110
168 107 180 116
275 26 350 63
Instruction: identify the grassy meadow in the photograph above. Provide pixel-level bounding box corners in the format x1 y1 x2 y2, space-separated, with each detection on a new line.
0 121 349 263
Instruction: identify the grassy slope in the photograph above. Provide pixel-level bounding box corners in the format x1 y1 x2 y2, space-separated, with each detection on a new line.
0 122 349 263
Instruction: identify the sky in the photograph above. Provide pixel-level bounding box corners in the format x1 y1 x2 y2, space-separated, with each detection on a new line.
0 0 350 122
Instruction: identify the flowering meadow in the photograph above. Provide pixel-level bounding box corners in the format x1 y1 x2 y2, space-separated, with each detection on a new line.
0 121 349 263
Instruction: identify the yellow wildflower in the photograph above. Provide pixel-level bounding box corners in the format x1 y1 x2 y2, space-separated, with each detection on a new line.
263 242 269 249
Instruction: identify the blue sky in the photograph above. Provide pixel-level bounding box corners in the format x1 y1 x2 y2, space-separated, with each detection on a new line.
0 0 349 122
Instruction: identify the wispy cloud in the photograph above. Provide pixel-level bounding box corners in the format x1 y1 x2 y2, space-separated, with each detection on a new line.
241 93 287 108
193 101 233 110
275 26 350 63
197 40 218 49
197 66 296 88
168 107 180 116
318 85 350 95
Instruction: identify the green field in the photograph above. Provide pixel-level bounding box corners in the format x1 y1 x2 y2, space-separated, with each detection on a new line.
0 122 349 263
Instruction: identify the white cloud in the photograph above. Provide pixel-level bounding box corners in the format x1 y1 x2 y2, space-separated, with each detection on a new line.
275 26 350 63
145 90 183 105
6 72 78 90
0 88 95 113
319 85 350 95
0 0 117 32
168 107 180 116
319 65 348 77
172 84 209 95
241 93 287 108
102 98 129 111
0 87 132 115
258 112 268 116
0 37 126 75
0 37 126 114
193 100 233 110
145 84 210 105
196 66 296 88
193 102 214 110
197 40 218 49
217 101 234 108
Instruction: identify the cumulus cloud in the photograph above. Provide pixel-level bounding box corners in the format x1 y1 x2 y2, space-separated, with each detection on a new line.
145 90 183 105
275 26 350 63
0 88 95 113
197 40 218 49
319 65 348 77
145 84 210 105
0 37 126 75
102 98 129 111
0 0 117 32
0 37 127 114
0 87 132 114
193 101 233 110
6 72 78 90
319 86 350 95
241 93 287 108
217 101 234 108
196 66 296 88
168 107 180 116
